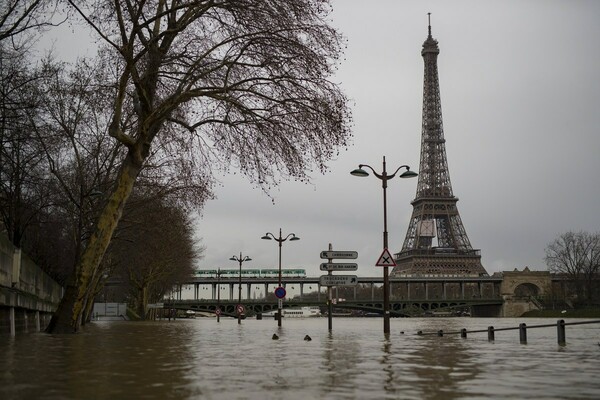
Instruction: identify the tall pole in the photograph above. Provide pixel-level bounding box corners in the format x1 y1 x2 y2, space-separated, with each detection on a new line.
351 156 417 336
327 243 333 331
217 268 221 323
278 228 283 327
230 253 251 325
381 157 391 335
261 229 300 329
238 254 242 324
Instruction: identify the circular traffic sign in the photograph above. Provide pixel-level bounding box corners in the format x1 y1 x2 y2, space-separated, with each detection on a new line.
274 286 286 299
215 308 222 316
236 304 245 314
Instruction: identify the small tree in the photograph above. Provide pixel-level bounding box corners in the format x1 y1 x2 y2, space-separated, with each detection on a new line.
545 231 600 305
109 198 201 319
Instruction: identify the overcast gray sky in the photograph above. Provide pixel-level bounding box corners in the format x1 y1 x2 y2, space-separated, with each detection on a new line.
41 1 600 283
196 0 600 279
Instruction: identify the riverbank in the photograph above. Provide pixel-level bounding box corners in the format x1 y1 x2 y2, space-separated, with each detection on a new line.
522 308 600 318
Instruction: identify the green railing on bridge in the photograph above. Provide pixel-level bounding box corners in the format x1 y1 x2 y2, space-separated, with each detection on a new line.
164 297 503 318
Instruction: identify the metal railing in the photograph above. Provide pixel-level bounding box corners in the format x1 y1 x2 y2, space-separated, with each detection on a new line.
416 319 600 345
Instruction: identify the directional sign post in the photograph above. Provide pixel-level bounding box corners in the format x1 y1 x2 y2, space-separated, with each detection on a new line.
321 245 359 332
319 275 359 287
320 251 358 259
320 263 358 272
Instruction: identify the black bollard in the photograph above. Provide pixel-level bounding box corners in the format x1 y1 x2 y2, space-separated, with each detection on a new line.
461 328 467 339
519 323 527 344
487 326 495 342
557 319 566 346
437 330 444 337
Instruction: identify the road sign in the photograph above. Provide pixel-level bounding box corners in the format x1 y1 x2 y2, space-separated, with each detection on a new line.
236 304 245 314
215 308 222 316
319 262 358 271
319 275 358 287
376 248 396 267
274 286 286 299
320 250 358 259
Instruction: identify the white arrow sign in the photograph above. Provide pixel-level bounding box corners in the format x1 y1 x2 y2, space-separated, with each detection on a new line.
319 263 358 271
320 251 358 259
319 275 358 287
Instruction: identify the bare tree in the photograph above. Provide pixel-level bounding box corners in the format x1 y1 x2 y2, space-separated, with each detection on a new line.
46 0 351 333
0 0 62 48
0 0 64 250
0 42 54 247
545 231 600 305
108 198 201 319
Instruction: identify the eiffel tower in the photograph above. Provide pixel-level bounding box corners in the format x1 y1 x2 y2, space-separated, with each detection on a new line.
393 16 488 277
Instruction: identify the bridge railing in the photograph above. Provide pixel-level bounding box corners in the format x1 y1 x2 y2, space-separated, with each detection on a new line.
415 319 600 346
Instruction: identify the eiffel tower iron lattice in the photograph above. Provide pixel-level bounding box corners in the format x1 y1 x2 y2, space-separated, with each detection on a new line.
393 16 488 277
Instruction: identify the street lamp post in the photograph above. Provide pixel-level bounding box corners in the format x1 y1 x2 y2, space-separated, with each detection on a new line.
230 252 252 324
351 156 417 335
261 228 300 327
216 268 222 323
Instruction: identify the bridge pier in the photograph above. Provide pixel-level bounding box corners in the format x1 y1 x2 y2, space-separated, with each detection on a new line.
371 283 375 301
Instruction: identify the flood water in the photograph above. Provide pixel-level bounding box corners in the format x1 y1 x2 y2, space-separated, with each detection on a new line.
1 317 599 399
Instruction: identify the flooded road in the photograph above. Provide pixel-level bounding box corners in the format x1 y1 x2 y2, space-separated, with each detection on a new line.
1 317 599 399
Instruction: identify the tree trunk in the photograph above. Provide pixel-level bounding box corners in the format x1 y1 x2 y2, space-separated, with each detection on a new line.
46 155 142 333
136 284 149 320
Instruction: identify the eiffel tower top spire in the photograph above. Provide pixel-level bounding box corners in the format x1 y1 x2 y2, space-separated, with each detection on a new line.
393 16 488 277
423 13 439 55
415 14 453 202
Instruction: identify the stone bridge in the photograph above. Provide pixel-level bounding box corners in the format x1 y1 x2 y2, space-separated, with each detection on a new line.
171 267 569 318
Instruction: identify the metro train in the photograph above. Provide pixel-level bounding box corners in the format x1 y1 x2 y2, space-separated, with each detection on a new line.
194 268 306 278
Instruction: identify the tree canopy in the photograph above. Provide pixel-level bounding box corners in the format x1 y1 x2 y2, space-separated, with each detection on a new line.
39 0 352 333
545 231 600 305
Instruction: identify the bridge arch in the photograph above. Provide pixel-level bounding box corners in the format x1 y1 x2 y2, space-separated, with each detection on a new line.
500 267 551 297
513 282 541 297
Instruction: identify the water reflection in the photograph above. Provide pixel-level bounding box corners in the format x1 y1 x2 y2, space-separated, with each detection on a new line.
409 333 480 399
0 318 599 399
320 330 361 397
381 339 395 393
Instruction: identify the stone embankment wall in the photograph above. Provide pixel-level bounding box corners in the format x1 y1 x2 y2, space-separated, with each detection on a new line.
0 234 63 334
